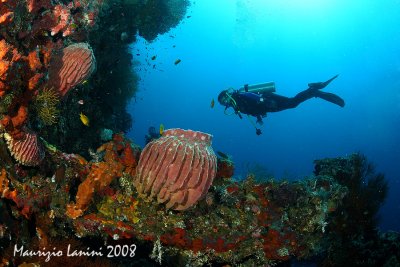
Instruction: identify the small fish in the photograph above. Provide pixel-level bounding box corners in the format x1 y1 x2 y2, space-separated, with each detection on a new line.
174 59 181 65
159 123 164 135
187 15 191 18
78 99 84 105
151 55 156 60
80 112 90 126
216 151 229 159
82 80 88 85
210 98 215 108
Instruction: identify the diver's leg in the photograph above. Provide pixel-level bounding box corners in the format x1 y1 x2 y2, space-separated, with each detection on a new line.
270 89 331 110
265 94 299 111
263 90 344 111
269 74 344 110
291 89 315 107
271 89 316 110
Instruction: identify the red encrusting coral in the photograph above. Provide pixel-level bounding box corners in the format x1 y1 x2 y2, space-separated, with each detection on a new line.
26 0 53 14
261 229 290 260
0 168 52 219
1 105 32 141
0 11 13 26
0 168 10 198
0 0 17 26
74 213 135 239
0 39 23 96
66 160 124 219
216 156 234 178
66 134 140 219
24 0 102 40
50 4 74 37
135 128 217 210
27 50 43 72
159 227 249 254
10 105 28 130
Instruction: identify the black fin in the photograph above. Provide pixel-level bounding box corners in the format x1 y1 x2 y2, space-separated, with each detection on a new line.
315 91 345 107
308 74 339 90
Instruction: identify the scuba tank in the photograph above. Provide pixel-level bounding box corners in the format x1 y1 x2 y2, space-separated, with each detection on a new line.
238 81 276 94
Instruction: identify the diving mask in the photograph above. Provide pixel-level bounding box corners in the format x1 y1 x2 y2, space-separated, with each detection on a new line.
217 89 237 108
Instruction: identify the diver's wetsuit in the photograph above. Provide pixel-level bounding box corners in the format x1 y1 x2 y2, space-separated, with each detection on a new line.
232 88 344 114
226 75 345 123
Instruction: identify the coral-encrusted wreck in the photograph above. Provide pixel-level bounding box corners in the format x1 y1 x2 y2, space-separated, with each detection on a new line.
0 129 395 266
0 0 398 266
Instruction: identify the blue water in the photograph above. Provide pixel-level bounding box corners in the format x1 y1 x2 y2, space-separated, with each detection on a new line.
127 0 400 231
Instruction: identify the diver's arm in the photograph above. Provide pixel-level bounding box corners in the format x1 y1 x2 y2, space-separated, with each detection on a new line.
229 92 243 119
225 106 242 119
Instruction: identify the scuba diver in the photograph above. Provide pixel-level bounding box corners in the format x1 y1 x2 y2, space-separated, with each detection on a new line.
217 74 344 135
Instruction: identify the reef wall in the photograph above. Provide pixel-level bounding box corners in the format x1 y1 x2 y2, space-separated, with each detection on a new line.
0 0 190 158
0 1 398 267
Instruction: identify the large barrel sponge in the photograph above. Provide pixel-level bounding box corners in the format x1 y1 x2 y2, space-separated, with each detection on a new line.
135 128 217 210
